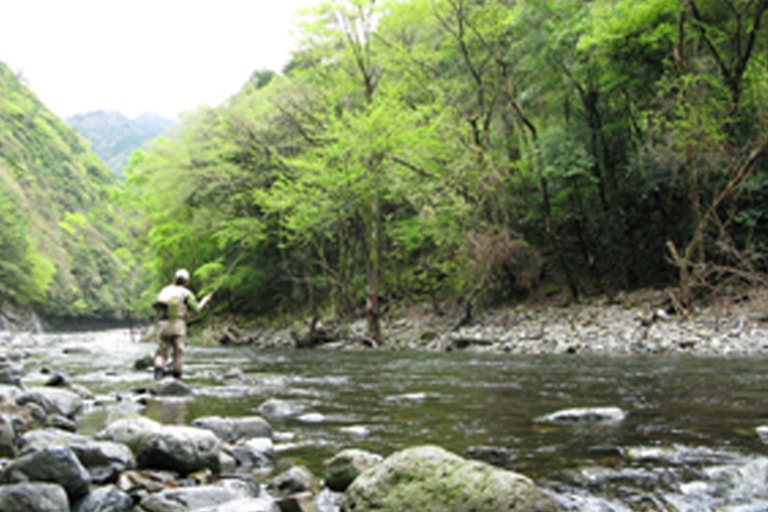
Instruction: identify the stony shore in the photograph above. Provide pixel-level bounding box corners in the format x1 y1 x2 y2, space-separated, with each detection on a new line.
5 286 768 358
222 287 768 357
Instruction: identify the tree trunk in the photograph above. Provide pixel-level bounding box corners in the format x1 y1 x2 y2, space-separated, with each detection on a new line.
366 192 382 343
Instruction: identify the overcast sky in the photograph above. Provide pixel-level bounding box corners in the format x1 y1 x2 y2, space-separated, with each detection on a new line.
0 0 319 120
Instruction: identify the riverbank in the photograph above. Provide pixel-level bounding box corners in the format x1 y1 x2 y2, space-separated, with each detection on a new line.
216 286 768 357
6 285 768 357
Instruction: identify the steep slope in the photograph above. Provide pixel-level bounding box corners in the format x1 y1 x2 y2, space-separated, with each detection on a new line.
0 60 136 321
67 110 175 178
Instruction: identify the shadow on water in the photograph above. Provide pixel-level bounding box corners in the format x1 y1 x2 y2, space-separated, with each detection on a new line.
31 329 768 510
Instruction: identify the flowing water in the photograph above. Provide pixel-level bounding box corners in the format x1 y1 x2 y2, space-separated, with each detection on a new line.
22 329 768 511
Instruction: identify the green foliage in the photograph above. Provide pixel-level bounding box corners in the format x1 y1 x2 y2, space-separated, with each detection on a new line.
122 0 768 320
0 189 46 304
0 60 136 319
578 0 677 93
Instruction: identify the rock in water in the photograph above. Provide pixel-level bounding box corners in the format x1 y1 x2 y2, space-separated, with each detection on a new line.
342 445 559 512
535 406 627 426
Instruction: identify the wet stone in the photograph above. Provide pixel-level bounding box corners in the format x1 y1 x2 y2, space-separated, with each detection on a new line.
0 482 70 511
154 378 193 397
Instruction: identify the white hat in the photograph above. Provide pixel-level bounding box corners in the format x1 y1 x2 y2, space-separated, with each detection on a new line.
174 268 190 282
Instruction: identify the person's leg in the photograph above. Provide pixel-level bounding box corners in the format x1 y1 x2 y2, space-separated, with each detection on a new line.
154 349 168 380
154 334 171 380
171 336 185 379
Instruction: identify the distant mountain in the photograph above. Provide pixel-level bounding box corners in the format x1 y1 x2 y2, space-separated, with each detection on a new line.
67 110 175 178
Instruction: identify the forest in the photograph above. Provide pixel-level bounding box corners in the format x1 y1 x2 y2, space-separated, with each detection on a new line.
2 0 768 339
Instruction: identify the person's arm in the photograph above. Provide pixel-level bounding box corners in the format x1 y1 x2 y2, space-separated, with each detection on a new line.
185 291 212 314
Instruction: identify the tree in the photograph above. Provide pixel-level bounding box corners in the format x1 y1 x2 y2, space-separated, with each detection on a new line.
582 0 768 306
0 189 52 305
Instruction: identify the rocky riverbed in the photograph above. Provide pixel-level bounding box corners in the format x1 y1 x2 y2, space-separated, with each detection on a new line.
2 287 768 511
0 340 562 511
213 287 768 356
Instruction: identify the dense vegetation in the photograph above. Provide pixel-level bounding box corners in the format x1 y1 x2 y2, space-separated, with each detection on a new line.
123 0 768 340
2 0 767 339
0 61 136 322
67 111 175 178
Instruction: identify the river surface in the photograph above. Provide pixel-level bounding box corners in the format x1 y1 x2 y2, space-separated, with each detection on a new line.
22 328 768 511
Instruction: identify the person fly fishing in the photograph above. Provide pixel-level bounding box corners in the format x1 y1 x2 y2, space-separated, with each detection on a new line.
153 268 212 380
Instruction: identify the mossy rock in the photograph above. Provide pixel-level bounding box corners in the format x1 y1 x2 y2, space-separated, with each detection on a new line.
342 445 559 512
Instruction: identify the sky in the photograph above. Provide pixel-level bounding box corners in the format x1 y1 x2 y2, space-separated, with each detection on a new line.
0 0 319 120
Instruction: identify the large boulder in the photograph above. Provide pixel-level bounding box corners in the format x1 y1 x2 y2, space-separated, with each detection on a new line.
16 387 84 419
20 427 136 484
0 482 70 511
134 425 222 475
341 445 559 512
94 416 163 452
0 445 91 500
71 440 136 484
20 427 106 452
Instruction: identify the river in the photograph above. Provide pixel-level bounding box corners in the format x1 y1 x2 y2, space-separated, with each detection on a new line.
21 328 768 511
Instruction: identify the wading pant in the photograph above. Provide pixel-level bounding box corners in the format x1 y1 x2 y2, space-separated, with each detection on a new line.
154 319 186 375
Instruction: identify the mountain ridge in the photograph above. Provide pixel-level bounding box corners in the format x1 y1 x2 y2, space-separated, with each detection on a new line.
67 110 175 178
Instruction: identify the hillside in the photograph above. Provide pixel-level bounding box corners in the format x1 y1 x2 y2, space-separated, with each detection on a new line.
0 60 137 322
67 110 175 178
